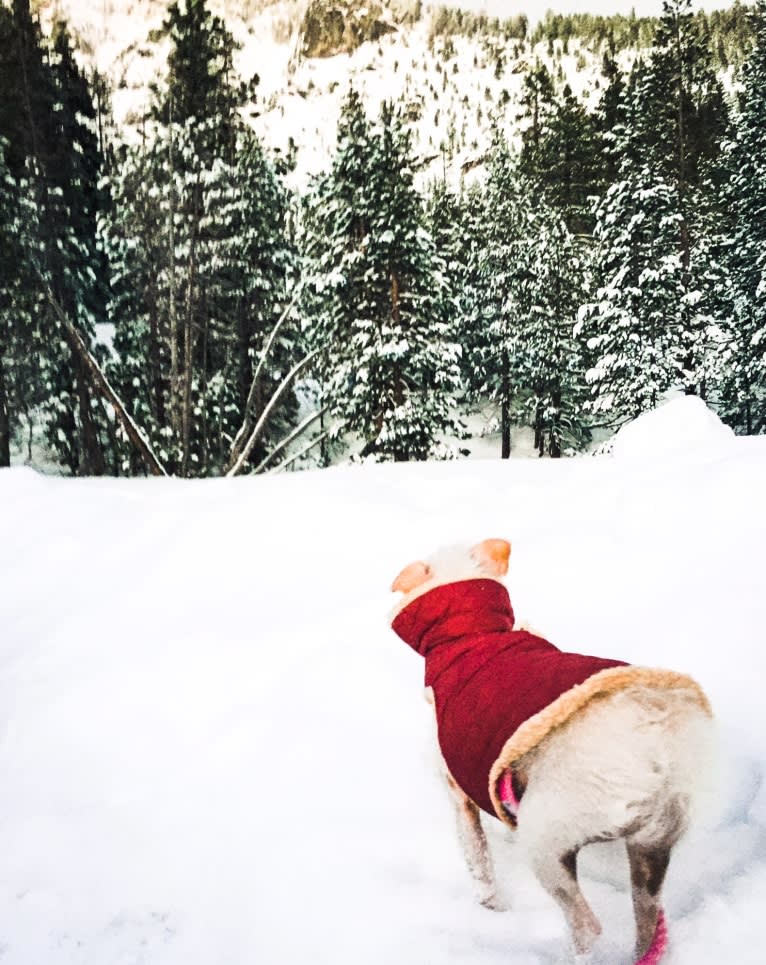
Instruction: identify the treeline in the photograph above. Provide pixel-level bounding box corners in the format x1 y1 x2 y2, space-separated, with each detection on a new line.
1 0 766 477
429 2 754 67
428 5 528 43
531 10 657 51
532 3 755 66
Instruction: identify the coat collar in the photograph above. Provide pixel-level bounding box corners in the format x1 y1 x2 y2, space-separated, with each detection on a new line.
391 579 515 657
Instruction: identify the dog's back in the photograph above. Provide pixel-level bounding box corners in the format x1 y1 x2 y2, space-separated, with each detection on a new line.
514 683 714 855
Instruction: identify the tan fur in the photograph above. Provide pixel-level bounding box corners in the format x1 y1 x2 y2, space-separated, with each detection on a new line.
390 542 505 620
488 665 712 828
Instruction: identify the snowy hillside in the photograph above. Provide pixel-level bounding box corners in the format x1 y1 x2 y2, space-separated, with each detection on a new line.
2 397 766 964
35 0 631 187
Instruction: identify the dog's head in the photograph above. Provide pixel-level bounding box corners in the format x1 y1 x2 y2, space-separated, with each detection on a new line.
390 539 511 616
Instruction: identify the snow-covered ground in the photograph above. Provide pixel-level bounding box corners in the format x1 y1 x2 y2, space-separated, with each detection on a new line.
1 397 765 964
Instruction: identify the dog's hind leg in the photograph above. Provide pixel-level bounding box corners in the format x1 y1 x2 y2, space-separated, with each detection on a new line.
626 842 671 960
529 846 602 957
445 771 503 910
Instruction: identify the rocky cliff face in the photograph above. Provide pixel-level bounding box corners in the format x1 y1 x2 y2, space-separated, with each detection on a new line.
299 0 399 58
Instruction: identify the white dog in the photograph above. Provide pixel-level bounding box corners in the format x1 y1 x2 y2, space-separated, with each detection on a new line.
389 539 713 964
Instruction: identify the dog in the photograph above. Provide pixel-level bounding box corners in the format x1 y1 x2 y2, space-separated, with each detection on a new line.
389 539 713 964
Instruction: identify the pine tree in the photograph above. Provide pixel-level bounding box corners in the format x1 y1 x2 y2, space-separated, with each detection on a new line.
43 20 109 474
577 2 730 423
0 140 28 466
101 1 295 476
469 135 589 456
576 172 687 419
517 207 590 456
426 177 481 389
465 134 529 457
0 4 109 474
518 59 556 172
595 51 625 190
102 118 295 476
159 0 242 161
718 0 766 433
533 84 601 234
304 92 461 462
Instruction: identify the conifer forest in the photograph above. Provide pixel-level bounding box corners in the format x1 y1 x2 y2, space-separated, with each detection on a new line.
1 0 765 477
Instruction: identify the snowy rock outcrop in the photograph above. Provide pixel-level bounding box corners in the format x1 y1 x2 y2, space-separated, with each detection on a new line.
612 394 736 463
299 0 397 58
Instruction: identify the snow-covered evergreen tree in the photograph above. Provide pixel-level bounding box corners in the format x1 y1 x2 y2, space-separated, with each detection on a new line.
468 134 589 456
523 81 601 235
426 177 482 390
465 134 529 457
101 116 295 476
0 5 109 474
0 140 29 466
577 171 687 418
305 91 461 462
101 0 296 476
517 208 590 456
159 0 241 160
578 2 730 424
718 0 766 433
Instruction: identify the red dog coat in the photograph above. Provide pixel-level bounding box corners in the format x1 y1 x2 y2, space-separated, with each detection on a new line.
391 578 627 818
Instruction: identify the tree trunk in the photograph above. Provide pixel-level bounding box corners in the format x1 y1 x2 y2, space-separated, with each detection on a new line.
390 272 409 462
75 359 105 476
501 348 511 459
147 286 164 426
168 118 181 442
181 234 197 477
535 396 545 457
550 387 562 459
0 357 11 468
201 301 209 474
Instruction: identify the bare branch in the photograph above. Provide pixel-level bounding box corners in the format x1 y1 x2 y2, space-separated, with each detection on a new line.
228 287 303 469
271 427 334 475
225 348 320 477
253 405 328 474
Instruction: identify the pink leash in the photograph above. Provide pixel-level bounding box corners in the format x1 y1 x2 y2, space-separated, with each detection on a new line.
500 771 668 964
498 771 521 825
635 909 667 965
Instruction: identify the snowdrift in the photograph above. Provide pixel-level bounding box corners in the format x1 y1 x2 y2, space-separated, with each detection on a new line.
1 399 765 964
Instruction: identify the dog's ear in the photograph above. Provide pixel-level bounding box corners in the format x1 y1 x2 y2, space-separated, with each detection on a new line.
391 560 432 594
471 538 511 576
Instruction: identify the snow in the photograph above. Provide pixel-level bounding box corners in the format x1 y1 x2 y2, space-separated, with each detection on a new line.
1 404 765 964
612 394 738 463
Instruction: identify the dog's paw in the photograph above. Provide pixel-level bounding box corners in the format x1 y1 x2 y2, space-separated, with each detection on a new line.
479 891 507 912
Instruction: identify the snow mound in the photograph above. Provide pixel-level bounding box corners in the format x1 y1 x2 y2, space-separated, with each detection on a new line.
612 395 736 463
